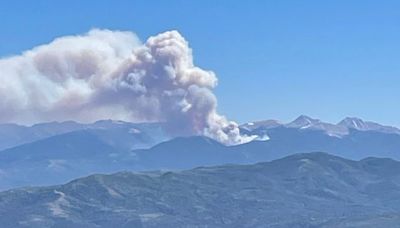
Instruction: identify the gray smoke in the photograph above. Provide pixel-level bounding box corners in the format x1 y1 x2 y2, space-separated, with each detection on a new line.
0 29 255 145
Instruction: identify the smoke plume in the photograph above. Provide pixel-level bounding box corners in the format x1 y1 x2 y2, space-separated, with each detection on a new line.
0 29 254 145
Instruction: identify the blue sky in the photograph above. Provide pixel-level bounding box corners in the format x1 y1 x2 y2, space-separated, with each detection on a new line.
1 0 400 125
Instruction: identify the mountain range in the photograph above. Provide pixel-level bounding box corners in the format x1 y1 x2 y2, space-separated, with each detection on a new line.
2 152 400 227
0 120 169 151
241 115 400 137
1 115 400 190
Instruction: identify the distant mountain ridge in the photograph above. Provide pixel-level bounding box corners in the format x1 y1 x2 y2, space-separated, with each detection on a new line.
2 127 400 190
1 115 400 191
0 116 397 152
0 120 168 151
241 115 400 137
2 152 400 227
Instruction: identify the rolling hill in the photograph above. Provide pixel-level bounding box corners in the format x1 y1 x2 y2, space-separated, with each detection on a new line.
1 152 400 227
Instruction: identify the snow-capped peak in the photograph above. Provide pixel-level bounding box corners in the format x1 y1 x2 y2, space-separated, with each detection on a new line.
286 115 321 129
337 117 368 130
338 117 400 134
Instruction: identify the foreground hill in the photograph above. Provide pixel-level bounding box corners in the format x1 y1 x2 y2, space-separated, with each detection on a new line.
1 152 400 227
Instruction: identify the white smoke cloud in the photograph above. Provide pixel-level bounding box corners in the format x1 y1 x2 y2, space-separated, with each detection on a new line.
0 29 254 145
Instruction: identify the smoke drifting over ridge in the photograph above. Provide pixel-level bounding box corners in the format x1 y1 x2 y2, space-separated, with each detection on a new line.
0 29 254 145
